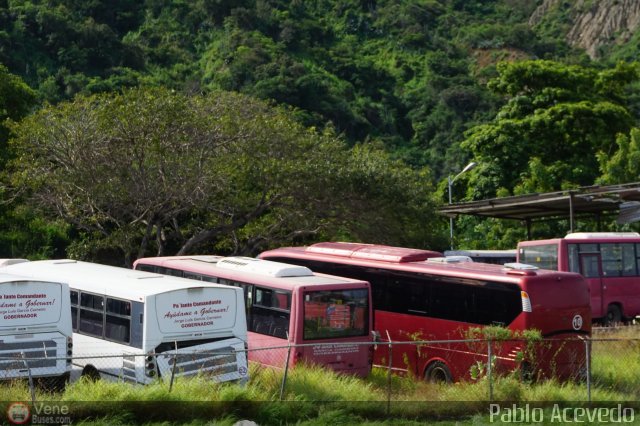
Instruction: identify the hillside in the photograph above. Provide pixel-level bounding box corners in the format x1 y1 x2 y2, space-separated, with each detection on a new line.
531 0 640 59
5 0 633 180
1 0 639 260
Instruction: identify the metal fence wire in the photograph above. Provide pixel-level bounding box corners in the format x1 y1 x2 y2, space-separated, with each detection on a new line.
1 336 639 404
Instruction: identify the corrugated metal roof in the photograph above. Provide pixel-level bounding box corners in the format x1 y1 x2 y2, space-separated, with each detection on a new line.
438 182 640 224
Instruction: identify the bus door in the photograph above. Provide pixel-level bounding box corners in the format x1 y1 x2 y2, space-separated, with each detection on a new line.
578 253 604 318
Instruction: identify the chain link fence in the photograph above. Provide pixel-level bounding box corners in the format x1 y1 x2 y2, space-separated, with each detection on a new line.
1 334 639 405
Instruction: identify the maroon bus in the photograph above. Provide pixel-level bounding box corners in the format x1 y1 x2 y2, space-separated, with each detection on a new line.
518 232 640 324
260 242 591 382
134 255 373 377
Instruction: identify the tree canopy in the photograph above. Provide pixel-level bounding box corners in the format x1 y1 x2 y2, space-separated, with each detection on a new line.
2 1 640 258
7 87 441 264
461 60 639 200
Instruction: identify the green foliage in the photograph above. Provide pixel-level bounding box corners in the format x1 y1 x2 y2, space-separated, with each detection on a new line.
1 1 640 256
456 60 639 245
0 64 37 146
7 87 440 263
597 128 640 185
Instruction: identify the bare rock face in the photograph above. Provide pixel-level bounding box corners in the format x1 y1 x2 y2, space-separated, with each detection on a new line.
530 0 640 59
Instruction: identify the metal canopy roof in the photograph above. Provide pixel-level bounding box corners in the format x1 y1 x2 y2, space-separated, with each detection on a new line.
438 182 640 227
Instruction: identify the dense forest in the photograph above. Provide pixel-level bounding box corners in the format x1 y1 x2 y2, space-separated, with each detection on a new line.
1 0 640 265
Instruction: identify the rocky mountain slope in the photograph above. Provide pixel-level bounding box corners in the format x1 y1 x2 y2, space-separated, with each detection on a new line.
530 0 640 58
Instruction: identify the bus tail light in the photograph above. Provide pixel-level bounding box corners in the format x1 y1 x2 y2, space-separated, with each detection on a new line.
521 291 532 312
66 337 73 362
145 352 157 377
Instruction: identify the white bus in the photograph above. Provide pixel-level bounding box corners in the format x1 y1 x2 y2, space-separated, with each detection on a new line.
0 272 73 387
1 260 248 384
444 249 517 265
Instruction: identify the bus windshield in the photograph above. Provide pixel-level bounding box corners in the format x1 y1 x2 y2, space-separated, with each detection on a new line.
303 288 369 340
518 244 559 270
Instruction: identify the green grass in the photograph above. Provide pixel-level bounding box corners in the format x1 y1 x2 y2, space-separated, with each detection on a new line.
2 333 639 425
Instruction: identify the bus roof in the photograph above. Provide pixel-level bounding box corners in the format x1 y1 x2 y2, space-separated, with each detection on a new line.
0 272 66 286
259 244 572 282
564 232 640 239
518 232 640 246
305 242 442 262
1 259 239 301
134 256 370 289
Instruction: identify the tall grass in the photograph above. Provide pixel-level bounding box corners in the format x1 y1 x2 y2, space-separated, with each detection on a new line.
590 327 640 397
1 333 638 424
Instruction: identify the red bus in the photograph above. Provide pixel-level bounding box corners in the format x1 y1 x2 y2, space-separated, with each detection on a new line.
518 232 640 324
259 242 591 382
133 256 373 377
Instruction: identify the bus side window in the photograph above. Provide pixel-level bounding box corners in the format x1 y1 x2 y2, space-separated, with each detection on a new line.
601 244 622 277
250 287 290 338
79 292 104 337
183 272 203 281
580 255 600 278
201 275 218 283
621 243 637 276
166 268 184 278
136 264 156 273
70 290 79 331
105 298 131 344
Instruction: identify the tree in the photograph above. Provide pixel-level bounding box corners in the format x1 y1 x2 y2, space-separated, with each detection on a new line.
597 128 640 185
7 87 441 265
0 65 68 259
461 60 639 200
0 64 37 148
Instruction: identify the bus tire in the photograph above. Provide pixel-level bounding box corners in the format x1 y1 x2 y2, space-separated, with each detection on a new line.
424 361 452 383
520 361 534 383
605 304 622 326
36 373 69 392
81 366 101 382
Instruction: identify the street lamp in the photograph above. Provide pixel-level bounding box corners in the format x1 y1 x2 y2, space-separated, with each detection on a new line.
448 161 477 250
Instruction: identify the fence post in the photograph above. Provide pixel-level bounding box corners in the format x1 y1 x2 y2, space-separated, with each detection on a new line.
386 331 392 416
169 341 178 392
487 339 493 402
279 341 293 401
585 338 591 403
21 352 36 405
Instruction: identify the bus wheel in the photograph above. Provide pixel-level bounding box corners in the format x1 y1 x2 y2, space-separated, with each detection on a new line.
36 374 68 392
81 366 101 382
424 361 452 383
520 361 534 383
605 304 622 326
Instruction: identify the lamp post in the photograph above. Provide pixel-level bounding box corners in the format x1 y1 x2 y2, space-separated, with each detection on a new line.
448 161 477 250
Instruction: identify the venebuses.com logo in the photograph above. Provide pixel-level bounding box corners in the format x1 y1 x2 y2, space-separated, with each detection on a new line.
5 401 72 425
6 402 30 425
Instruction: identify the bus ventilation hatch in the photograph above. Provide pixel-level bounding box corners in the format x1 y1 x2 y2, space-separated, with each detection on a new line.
503 263 538 276
217 257 313 278
306 242 442 263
